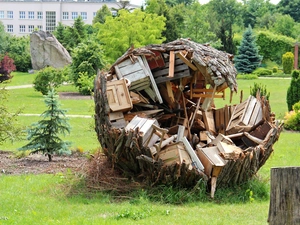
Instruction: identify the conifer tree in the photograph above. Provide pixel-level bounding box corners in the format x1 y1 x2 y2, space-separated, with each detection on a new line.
19 89 71 161
234 25 262 74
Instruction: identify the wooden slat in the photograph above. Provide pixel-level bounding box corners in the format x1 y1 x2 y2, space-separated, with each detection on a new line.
155 69 191 84
242 96 257 125
141 56 163 103
153 64 189 78
219 108 225 134
168 51 175 77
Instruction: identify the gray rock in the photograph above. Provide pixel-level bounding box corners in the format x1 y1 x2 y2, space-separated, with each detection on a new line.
30 30 72 70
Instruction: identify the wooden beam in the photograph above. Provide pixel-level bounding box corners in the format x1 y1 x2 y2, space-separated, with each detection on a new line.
176 51 198 71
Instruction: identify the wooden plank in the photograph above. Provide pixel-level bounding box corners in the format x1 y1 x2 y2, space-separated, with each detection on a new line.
168 51 175 78
255 106 263 124
215 109 220 133
176 51 198 71
165 81 175 104
155 69 191 84
153 64 189 78
144 87 157 102
181 137 204 172
203 110 216 135
141 56 163 103
242 96 257 125
249 101 261 126
109 111 124 121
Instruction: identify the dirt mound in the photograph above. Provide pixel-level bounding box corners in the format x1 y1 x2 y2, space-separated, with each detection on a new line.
0 150 87 175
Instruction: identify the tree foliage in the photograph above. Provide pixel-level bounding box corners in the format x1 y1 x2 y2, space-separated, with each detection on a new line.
287 70 300 111
256 30 295 64
0 88 22 145
6 36 32 72
19 89 71 162
208 0 243 54
95 9 165 63
282 52 294 74
145 0 180 43
71 40 106 91
33 66 69 95
0 22 10 55
234 25 262 74
241 0 275 28
277 0 300 22
271 14 297 38
92 5 112 24
182 2 218 45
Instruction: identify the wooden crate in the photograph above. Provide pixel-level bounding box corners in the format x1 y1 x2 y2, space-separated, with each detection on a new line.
196 146 226 177
114 56 163 103
158 142 192 167
226 95 263 134
106 79 132 112
125 115 159 145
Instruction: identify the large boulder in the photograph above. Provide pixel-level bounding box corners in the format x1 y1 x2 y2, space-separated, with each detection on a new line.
30 30 72 70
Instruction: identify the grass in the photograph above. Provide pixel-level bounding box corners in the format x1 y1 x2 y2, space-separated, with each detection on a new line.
0 72 299 224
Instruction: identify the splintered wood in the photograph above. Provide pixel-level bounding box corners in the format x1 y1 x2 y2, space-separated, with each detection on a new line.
94 39 283 198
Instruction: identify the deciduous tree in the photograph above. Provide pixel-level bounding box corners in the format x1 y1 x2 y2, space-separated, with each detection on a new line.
95 9 165 63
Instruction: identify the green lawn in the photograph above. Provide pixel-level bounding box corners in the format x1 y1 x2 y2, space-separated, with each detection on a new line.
0 73 299 225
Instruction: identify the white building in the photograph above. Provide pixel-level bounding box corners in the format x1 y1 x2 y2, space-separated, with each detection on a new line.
0 0 139 36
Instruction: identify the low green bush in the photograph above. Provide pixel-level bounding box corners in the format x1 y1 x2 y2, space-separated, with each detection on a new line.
77 72 95 95
33 66 69 95
237 74 258 80
253 67 272 76
250 82 270 100
272 66 278 73
284 101 300 131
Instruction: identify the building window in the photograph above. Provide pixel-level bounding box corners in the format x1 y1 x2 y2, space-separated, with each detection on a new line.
62 12 69 20
80 12 87 20
37 25 43 31
7 11 13 19
93 12 96 18
28 11 34 19
19 11 25 19
46 11 56 32
0 11 4 19
28 25 34 33
71 12 78 20
19 25 26 33
37 11 43 19
7 25 13 33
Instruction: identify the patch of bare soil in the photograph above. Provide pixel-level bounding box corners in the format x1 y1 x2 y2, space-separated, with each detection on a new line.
0 150 88 175
58 92 93 100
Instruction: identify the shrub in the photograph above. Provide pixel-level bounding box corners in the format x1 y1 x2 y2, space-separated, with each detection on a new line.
77 72 95 95
236 74 258 80
272 66 278 73
253 67 272 76
250 82 270 100
33 66 68 95
284 101 300 131
0 53 16 83
282 52 294 74
286 70 300 111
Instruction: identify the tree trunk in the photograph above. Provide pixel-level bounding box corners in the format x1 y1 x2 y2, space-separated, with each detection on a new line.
268 167 300 225
48 153 52 162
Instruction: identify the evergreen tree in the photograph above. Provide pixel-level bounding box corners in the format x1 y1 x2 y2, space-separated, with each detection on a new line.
234 25 262 74
19 89 71 162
